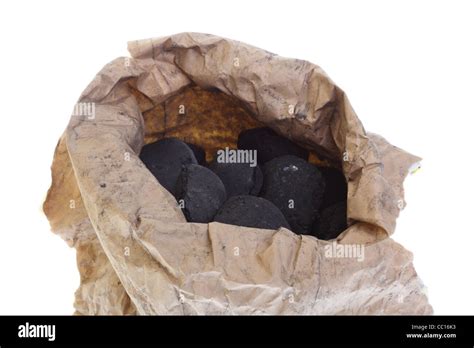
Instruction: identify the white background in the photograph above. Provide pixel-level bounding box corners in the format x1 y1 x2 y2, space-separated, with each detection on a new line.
0 0 473 315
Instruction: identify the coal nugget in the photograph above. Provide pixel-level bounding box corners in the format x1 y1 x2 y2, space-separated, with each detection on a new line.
318 166 348 209
312 201 347 240
175 164 227 223
139 138 197 197
261 155 325 235
185 142 207 166
208 160 263 197
214 195 290 230
237 127 309 165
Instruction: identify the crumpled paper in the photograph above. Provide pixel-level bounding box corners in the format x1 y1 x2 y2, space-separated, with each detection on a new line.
43 32 432 314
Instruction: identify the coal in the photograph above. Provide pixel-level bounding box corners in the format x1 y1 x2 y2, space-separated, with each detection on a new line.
260 155 325 235
139 138 197 197
140 133 349 238
208 159 263 197
214 195 290 230
318 166 348 209
237 127 309 165
175 164 227 223
185 142 207 166
312 201 347 240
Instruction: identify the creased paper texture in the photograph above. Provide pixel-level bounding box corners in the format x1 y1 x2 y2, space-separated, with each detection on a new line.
43 32 431 315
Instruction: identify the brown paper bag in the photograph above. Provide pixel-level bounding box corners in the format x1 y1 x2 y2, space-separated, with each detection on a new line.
43 32 432 314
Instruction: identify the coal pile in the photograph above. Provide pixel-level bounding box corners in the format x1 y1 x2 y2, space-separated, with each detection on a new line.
140 127 349 239
260 155 325 235
209 160 263 198
312 201 348 240
237 127 309 165
186 142 207 166
139 138 197 197
175 164 227 223
214 195 290 230
318 166 348 209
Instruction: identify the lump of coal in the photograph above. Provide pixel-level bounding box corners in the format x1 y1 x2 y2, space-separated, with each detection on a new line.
237 127 309 165
139 138 197 197
318 166 348 209
312 201 347 240
185 142 207 166
208 159 263 197
175 164 227 223
214 195 290 230
261 155 325 235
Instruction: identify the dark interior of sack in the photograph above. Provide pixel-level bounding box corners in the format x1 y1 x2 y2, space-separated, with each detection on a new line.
126 80 352 239
127 80 333 168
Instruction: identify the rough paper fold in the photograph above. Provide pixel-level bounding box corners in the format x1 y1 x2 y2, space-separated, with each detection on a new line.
43 32 431 314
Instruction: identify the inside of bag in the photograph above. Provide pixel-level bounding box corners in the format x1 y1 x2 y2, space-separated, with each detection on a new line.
127 80 351 240
129 81 331 166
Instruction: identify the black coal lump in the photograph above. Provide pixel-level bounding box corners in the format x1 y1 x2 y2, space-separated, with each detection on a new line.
208 159 263 197
318 166 348 209
237 127 309 165
175 164 227 223
214 195 290 230
261 155 325 235
139 138 197 197
312 201 347 240
185 142 207 166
